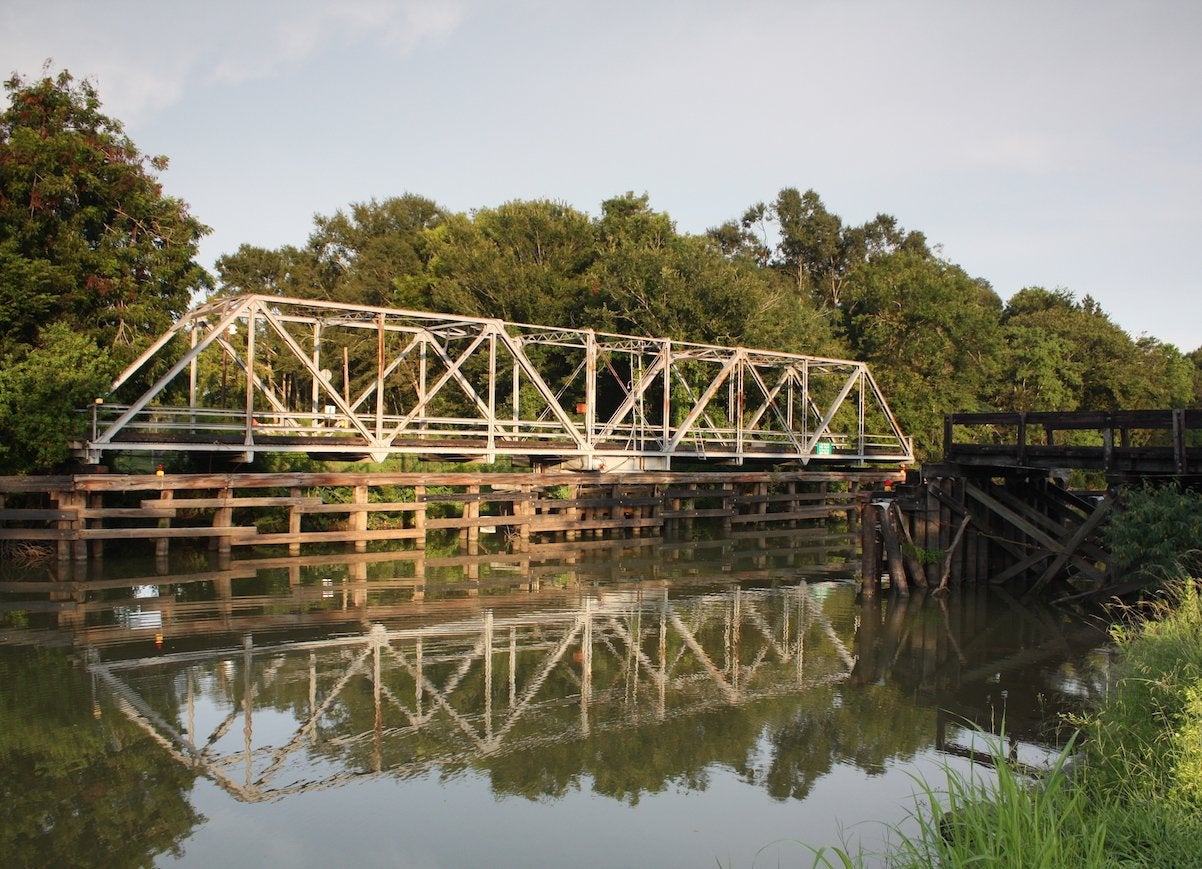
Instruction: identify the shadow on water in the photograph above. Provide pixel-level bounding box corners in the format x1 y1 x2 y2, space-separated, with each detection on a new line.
0 528 1114 866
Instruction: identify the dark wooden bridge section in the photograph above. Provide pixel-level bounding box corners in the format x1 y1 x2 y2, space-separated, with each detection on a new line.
862 410 1202 601
943 410 1202 479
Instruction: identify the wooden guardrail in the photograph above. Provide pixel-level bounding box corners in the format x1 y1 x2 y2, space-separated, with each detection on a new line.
944 409 1202 476
0 469 901 562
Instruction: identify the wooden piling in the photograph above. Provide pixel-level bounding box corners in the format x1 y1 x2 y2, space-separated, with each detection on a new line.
860 502 881 596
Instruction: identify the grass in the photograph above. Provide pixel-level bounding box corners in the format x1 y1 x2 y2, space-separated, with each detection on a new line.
802 579 1202 868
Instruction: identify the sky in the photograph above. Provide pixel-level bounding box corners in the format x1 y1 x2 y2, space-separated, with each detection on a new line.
3 0 1201 351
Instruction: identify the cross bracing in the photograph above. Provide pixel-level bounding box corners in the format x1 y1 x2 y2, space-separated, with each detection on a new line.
90 583 854 802
81 294 912 469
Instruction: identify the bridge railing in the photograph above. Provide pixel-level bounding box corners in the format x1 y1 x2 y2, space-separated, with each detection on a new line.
944 410 1202 476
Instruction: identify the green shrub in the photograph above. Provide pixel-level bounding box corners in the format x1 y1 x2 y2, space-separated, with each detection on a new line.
1104 483 1202 581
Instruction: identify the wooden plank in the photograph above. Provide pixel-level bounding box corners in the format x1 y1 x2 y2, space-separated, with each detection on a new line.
425 515 525 530
533 496 664 509
77 507 178 519
964 484 1065 553
418 491 538 503
989 550 1054 585
292 502 420 514
0 508 79 520
527 517 663 533
238 529 422 545
728 507 840 524
78 526 260 540
63 468 903 494
730 491 856 506
658 508 735 519
140 496 324 509
0 528 72 540
0 476 76 493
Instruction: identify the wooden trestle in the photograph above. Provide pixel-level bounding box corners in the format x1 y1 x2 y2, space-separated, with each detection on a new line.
0 469 900 563
860 410 1202 600
860 466 1112 600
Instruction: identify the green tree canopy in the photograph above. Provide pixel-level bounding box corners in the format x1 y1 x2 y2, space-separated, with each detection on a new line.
1000 287 1192 412
843 250 1004 456
0 70 210 472
0 70 209 359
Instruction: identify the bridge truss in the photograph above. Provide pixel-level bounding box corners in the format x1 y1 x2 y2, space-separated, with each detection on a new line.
82 294 912 469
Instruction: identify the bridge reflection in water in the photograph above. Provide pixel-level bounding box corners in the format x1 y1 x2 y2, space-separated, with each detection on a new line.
1 531 1117 865
92 582 854 803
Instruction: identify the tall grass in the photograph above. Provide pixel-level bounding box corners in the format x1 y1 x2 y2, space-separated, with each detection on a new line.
802 579 1202 869
1068 579 1202 866
886 733 1109 868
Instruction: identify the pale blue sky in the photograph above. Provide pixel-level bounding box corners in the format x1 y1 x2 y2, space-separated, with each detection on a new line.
4 0 1200 351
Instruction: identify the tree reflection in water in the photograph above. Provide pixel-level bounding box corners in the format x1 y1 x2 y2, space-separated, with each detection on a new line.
0 647 202 867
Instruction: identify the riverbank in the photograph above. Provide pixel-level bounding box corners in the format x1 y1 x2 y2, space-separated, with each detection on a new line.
830 579 1202 867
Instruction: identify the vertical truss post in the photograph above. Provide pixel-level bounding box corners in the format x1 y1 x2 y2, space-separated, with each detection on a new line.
418 334 428 427
311 322 322 418
660 339 671 464
487 328 498 462
858 369 867 463
585 330 596 457
375 314 385 442
735 356 745 464
244 304 256 450
511 357 520 434
188 326 198 431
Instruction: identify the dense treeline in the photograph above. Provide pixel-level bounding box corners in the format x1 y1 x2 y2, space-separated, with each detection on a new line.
1 70 1199 473
213 190 1199 458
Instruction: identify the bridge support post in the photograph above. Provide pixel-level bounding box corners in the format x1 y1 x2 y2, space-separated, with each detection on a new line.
860 503 881 596
351 485 368 554
288 488 302 556
413 486 426 551
465 485 480 554
212 488 232 557
89 494 105 561
155 489 173 561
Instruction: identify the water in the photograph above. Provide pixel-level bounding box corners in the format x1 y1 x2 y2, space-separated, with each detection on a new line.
0 530 1113 867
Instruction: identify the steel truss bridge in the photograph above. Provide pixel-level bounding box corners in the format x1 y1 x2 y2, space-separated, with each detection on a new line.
90 584 854 802
80 294 912 469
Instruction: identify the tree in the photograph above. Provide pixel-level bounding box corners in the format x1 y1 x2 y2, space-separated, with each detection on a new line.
216 194 444 309
0 323 113 471
1188 347 1202 408
992 324 1082 412
0 70 210 472
585 192 843 354
0 70 209 360
425 198 596 326
727 188 928 318
843 250 1004 458
1000 288 1188 412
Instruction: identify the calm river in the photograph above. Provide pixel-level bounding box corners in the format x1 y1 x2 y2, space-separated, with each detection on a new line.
0 529 1113 867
